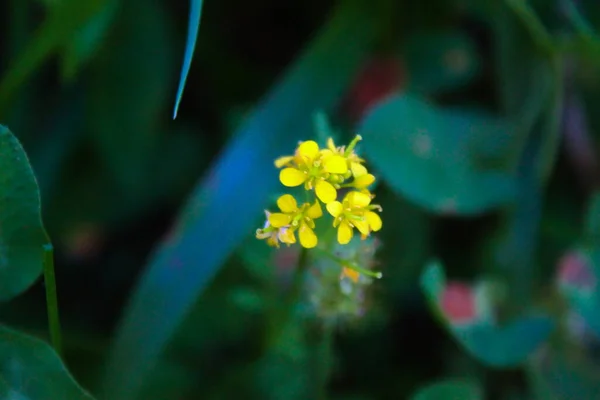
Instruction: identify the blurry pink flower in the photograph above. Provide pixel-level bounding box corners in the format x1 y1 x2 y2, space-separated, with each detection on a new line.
440 282 477 324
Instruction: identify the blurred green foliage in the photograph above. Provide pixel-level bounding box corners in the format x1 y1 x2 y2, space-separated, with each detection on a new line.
2 0 600 399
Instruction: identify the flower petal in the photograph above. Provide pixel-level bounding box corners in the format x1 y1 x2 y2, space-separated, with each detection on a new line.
341 266 360 283
307 200 323 219
277 194 298 213
326 201 343 218
280 168 307 187
274 156 294 168
267 235 280 248
315 180 337 203
319 149 334 158
299 224 317 248
323 155 348 174
352 173 375 189
337 221 353 245
268 213 292 228
255 229 271 239
366 211 382 231
350 161 367 177
327 137 337 152
297 140 319 162
346 191 371 207
278 227 296 244
353 217 371 236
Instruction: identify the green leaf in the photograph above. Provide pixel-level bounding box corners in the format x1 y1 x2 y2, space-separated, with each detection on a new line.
420 260 445 303
0 125 50 301
404 30 481 94
101 1 380 399
421 260 555 368
410 379 483 400
173 0 205 119
529 347 600 400
0 325 94 399
0 0 107 116
359 93 517 215
449 316 554 368
60 0 118 80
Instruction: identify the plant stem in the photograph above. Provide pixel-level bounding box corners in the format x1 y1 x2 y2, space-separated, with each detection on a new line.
313 321 334 400
268 247 310 347
43 243 62 356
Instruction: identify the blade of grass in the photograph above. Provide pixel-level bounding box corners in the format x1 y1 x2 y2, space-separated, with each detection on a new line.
172 0 204 119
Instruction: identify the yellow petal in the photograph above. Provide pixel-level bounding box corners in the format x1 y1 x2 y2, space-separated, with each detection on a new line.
350 161 367 177
268 213 292 228
327 137 337 152
299 224 317 248
346 191 371 207
352 173 375 189
341 266 360 283
337 221 353 245
274 156 294 168
267 235 280 248
319 149 334 158
297 140 319 162
366 211 382 231
277 194 298 213
307 200 323 219
323 155 348 174
353 218 371 236
280 168 307 187
326 201 343 218
315 180 337 203
278 227 296 244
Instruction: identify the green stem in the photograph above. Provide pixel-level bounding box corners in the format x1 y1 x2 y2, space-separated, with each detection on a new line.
313 321 334 400
314 247 382 279
43 243 62 356
267 247 310 346
504 0 556 55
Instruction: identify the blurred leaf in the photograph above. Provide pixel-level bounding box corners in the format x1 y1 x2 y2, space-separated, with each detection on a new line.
85 0 175 192
404 30 481 94
0 125 50 301
420 260 445 304
0 0 106 116
173 0 205 119
450 316 554 368
60 0 118 80
529 347 600 400
485 0 563 308
0 325 94 399
585 191 600 241
102 1 381 398
421 260 555 368
359 93 517 215
410 379 483 400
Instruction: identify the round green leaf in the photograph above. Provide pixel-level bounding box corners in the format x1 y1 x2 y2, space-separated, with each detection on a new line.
0 125 50 301
0 325 94 399
359 94 517 215
411 379 482 400
450 315 554 368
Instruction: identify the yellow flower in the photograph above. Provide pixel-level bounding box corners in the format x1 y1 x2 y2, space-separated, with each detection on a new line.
255 211 296 248
275 140 348 203
321 135 368 178
267 194 323 248
326 191 382 245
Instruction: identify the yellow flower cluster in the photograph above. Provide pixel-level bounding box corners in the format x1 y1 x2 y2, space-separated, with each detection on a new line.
256 135 382 248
